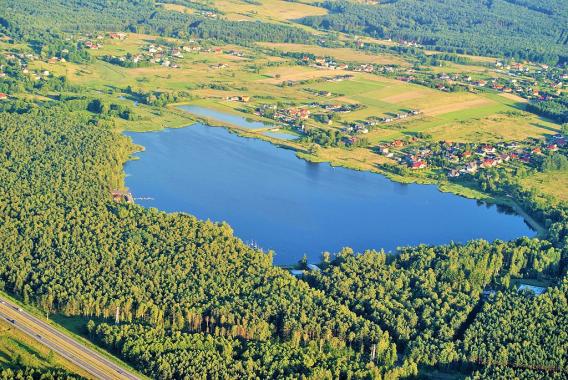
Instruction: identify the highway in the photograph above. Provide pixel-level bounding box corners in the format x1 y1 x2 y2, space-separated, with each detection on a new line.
0 296 141 380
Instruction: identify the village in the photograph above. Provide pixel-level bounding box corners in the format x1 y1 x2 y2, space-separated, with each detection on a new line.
377 132 567 177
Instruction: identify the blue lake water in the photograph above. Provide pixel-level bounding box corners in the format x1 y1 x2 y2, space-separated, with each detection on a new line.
179 105 271 129
263 131 299 140
124 123 534 264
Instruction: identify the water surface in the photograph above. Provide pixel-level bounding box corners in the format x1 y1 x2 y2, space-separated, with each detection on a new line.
179 105 270 129
125 124 534 264
263 131 299 140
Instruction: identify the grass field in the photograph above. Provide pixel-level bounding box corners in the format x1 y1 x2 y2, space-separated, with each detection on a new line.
0 319 87 377
520 171 568 204
259 42 409 66
203 0 326 24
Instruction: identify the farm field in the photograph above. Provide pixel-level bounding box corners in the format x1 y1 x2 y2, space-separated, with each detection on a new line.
205 0 327 23
259 42 409 65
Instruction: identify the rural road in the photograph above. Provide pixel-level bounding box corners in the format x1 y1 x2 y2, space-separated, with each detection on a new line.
0 296 140 380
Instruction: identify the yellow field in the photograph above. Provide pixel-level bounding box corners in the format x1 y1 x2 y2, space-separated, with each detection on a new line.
313 147 395 171
210 0 327 22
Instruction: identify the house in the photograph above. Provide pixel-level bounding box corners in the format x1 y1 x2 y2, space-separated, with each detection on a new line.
410 160 427 169
0 93 8 100
531 147 542 155
307 264 321 272
109 32 126 40
519 155 531 163
315 57 326 66
289 269 304 277
379 147 394 158
111 190 133 203
392 140 404 148
288 108 310 120
482 145 496 154
464 162 478 174
547 144 559 152
448 169 460 178
481 158 497 168
461 151 472 159
517 284 545 296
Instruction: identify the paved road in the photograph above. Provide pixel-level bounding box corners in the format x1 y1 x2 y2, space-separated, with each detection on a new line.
0 297 141 380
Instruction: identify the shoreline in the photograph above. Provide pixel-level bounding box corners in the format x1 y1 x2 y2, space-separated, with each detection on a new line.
121 102 547 240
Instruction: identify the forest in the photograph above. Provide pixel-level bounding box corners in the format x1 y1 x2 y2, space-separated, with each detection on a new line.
300 0 568 64
0 0 313 45
526 96 568 124
0 104 407 378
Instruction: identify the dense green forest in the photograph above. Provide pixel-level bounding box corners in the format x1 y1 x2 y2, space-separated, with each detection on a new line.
88 322 393 379
463 284 567 372
0 0 313 44
0 367 81 380
300 0 568 64
526 96 568 124
304 241 565 370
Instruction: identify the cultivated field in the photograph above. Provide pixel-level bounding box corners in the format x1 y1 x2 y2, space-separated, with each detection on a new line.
259 42 408 66
208 0 327 23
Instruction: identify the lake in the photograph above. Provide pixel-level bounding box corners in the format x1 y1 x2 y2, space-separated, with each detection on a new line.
124 123 534 264
178 105 271 130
